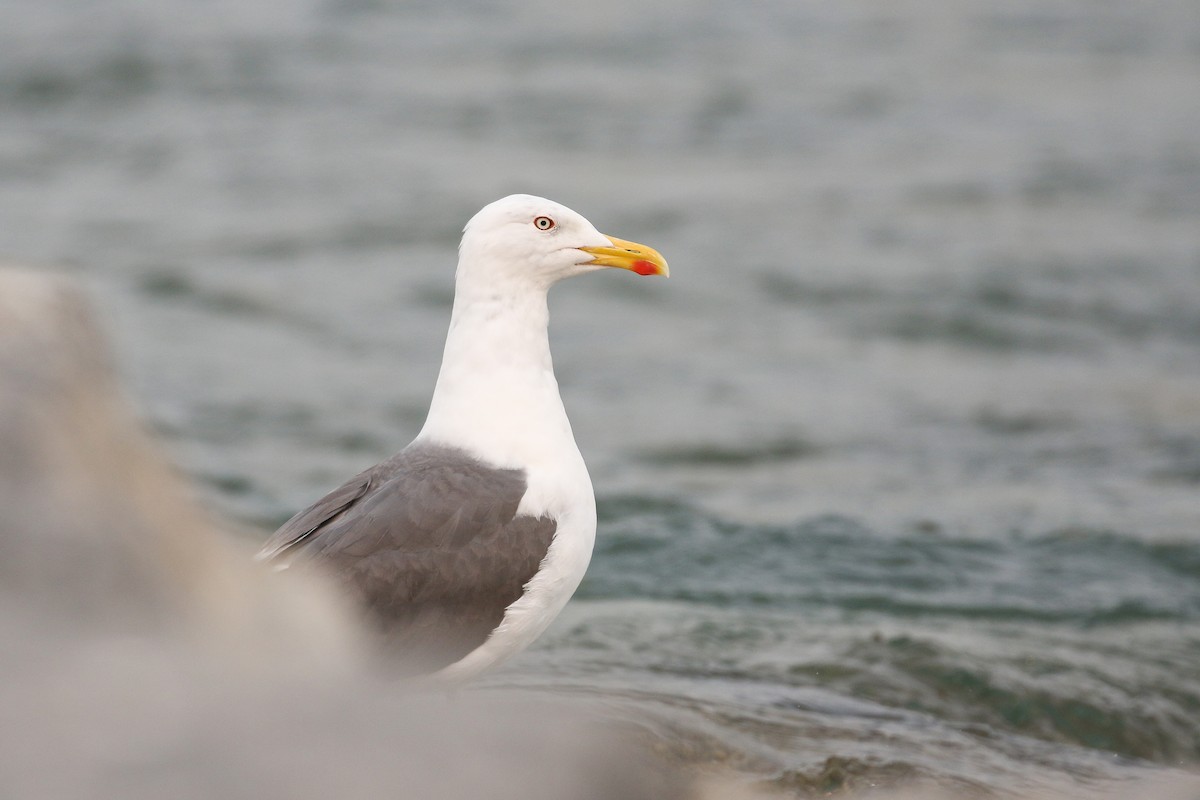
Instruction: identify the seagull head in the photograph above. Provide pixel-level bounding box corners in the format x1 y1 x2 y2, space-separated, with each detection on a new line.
457 194 668 292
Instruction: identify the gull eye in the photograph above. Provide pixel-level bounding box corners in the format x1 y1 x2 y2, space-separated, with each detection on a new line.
533 215 556 231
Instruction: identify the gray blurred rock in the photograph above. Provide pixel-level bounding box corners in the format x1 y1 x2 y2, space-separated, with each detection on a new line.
0 268 356 657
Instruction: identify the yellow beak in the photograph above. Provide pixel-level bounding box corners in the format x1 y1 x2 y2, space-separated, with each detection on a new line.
579 236 669 277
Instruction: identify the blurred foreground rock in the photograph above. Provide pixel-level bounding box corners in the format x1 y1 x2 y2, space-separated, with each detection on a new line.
0 269 355 658
0 268 694 800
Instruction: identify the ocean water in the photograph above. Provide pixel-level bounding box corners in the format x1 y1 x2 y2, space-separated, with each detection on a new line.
2 0 1198 794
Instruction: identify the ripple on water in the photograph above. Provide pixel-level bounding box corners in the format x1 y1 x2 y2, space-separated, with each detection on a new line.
558 500 1200 766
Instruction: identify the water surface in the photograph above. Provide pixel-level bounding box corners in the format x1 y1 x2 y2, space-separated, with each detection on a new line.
2 0 1198 793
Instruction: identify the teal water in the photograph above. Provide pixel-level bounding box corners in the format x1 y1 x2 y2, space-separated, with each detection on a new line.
579 501 1200 759
2 0 1198 793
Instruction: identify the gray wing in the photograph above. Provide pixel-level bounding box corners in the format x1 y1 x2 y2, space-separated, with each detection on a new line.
258 470 373 562
259 444 557 675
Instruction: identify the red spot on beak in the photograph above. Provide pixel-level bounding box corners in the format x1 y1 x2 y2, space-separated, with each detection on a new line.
632 260 658 276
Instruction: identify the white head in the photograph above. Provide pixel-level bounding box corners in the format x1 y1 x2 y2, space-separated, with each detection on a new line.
456 194 668 293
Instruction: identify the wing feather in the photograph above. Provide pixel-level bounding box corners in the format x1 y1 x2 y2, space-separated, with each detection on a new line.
256 469 373 562
257 444 558 674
